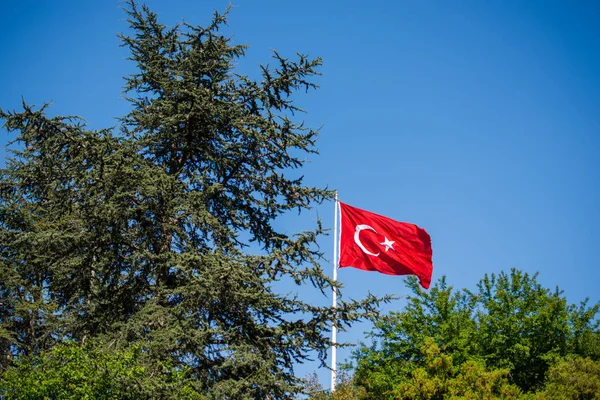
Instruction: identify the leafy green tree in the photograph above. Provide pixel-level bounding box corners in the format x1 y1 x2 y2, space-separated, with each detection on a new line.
0 341 201 400
308 339 521 400
474 270 591 391
0 2 386 397
536 356 600 400
352 277 479 398
352 269 599 397
391 338 521 400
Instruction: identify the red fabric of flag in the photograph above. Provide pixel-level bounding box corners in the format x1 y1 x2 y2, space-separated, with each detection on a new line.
338 202 433 289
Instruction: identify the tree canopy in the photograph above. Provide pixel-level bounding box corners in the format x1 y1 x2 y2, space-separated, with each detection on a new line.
0 2 386 398
348 269 599 399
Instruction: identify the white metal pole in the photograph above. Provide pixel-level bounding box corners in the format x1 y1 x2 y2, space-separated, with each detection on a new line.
331 191 339 392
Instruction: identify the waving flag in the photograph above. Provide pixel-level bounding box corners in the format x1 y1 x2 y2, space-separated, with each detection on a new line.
338 202 433 289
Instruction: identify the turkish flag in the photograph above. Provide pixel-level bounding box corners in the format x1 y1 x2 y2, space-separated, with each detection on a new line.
338 202 433 289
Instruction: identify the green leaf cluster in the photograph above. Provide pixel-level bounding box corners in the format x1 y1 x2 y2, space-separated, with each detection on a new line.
536 355 600 400
0 341 202 400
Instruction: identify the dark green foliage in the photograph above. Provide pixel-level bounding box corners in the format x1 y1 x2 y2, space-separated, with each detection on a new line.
0 2 387 398
352 269 599 397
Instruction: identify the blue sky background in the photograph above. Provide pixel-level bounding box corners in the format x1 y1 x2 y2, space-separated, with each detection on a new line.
2 0 599 390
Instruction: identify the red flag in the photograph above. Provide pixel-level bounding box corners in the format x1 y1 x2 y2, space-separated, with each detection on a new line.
338 202 433 289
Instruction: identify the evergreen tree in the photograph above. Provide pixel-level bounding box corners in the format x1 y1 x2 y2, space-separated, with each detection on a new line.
0 2 386 397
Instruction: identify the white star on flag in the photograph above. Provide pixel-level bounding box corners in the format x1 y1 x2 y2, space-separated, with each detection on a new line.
380 237 395 252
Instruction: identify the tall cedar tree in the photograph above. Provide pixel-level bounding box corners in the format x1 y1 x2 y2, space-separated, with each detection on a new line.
0 2 387 398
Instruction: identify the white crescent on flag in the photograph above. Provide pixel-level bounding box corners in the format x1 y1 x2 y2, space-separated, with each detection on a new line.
354 224 380 257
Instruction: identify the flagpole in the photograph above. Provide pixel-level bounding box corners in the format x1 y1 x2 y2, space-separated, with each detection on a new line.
331 191 339 392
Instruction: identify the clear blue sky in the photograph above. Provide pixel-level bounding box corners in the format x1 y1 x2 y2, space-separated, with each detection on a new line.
2 0 599 390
